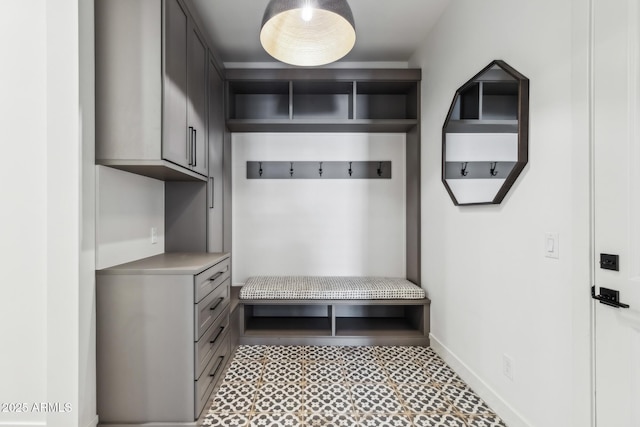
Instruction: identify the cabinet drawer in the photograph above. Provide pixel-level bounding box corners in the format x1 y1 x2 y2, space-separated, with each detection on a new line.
195 278 229 340
195 333 229 418
195 305 229 380
195 257 230 303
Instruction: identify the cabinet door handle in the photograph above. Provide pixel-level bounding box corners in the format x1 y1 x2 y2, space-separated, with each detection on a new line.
188 126 193 165
209 177 214 209
209 326 225 344
193 128 197 167
209 297 225 312
209 355 225 378
208 270 224 282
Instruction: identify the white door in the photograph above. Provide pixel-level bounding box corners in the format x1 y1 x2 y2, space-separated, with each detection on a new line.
593 0 640 425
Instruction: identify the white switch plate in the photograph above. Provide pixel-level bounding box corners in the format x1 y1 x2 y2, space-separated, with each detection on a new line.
544 232 559 259
151 227 158 244
503 354 514 381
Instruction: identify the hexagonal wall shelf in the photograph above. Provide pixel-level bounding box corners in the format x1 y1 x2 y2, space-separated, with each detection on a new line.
442 60 529 205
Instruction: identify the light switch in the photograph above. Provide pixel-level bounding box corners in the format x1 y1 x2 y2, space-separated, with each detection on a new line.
545 232 559 259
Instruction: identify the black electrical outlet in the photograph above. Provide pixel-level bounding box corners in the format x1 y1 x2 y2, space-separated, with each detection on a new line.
600 253 619 271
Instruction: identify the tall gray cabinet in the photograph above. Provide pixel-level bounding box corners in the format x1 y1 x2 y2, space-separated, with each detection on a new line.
95 1 230 425
95 0 228 253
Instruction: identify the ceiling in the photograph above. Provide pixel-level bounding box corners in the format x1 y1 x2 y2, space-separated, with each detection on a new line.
189 0 451 66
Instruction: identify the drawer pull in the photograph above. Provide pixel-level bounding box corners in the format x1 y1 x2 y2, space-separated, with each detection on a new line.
210 326 225 344
209 297 225 312
207 271 225 282
209 356 225 378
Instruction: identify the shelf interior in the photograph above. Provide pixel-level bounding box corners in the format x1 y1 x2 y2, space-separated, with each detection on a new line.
335 317 423 337
227 78 419 123
242 303 426 338
244 317 332 337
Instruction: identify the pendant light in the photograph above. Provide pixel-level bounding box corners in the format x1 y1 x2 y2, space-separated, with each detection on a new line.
260 0 356 67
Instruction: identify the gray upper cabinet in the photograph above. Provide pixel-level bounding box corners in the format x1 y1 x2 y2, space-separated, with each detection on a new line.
163 0 189 169
96 0 209 182
187 24 208 177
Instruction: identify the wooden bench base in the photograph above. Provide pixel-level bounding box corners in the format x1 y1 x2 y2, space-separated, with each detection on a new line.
236 293 430 347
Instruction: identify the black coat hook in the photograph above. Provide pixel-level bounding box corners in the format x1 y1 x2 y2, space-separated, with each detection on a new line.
461 162 469 177
290 162 294 177
377 162 383 177
259 162 263 177
490 162 498 176
348 161 353 177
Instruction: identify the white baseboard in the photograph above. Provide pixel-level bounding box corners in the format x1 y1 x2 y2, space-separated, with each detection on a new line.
0 414 97 427
86 415 99 427
97 422 196 427
429 333 533 427
0 423 45 427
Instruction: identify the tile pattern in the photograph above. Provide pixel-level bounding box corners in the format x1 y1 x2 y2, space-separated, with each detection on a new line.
202 345 507 427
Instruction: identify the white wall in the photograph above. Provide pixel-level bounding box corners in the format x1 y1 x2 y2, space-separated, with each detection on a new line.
232 133 406 284
0 2 47 426
96 166 165 269
410 1 592 426
1 1 99 427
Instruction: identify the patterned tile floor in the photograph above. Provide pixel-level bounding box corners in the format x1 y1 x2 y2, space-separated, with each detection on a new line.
202 345 507 427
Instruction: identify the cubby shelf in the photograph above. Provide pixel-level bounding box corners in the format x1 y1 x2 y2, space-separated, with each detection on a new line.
237 299 430 346
226 69 421 133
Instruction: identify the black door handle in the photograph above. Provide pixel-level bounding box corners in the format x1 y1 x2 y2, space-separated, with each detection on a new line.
187 126 193 165
591 286 630 308
193 128 197 167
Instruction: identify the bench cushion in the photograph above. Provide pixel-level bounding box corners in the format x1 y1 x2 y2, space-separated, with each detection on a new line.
239 276 426 300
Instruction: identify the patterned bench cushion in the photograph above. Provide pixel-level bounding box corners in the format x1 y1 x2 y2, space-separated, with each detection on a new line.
239 276 426 300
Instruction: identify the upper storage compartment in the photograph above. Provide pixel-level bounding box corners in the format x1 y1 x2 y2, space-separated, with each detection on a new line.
228 80 290 120
225 68 421 133
95 0 220 181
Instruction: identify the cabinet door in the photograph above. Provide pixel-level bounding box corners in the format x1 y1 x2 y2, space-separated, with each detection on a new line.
163 0 189 168
207 59 224 252
188 27 208 176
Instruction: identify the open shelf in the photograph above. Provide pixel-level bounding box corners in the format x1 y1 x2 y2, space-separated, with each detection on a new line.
355 81 418 120
292 81 353 120
244 317 332 337
225 69 420 133
228 80 290 120
239 300 429 345
335 317 423 337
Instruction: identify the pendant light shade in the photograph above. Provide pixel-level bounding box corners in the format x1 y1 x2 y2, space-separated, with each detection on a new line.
260 0 356 67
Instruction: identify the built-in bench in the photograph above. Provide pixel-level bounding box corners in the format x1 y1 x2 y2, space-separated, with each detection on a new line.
236 276 431 346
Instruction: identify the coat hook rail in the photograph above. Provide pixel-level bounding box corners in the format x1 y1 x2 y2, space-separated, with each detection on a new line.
461 162 469 177
247 161 392 179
